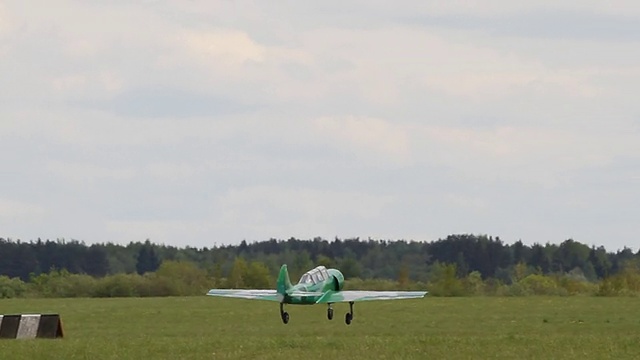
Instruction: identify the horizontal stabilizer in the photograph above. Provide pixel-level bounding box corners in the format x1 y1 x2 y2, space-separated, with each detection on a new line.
288 291 325 298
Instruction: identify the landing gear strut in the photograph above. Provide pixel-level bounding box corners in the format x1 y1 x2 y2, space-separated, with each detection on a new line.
280 303 289 324
345 301 354 325
327 303 334 320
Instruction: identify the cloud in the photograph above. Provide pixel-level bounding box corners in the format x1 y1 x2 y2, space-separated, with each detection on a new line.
144 162 203 183
279 25 607 115
409 124 640 187
179 29 266 66
46 161 137 183
396 1 640 17
314 116 411 164
0 110 248 147
51 72 124 96
220 186 394 219
106 219 210 245
444 193 489 214
213 186 397 239
0 199 46 219
102 185 397 244
411 10 640 42
154 27 320 106
97 88 257 118
0 3 12 33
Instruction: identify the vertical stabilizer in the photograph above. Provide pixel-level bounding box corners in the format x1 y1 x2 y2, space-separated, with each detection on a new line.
276 264 293 295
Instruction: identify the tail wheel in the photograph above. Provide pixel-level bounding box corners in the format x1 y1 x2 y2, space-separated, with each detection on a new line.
327 308 334 320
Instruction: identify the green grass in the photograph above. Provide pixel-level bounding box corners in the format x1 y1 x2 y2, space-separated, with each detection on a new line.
1 296 639 359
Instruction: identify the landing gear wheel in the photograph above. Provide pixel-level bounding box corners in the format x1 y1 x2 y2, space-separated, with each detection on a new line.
345 301 354 325
327 308 334 320
280 303 289 324
345 312 352 325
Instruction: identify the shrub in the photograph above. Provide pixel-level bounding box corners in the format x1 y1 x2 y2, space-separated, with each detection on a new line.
519 274 566 296
94 273 142 297
0 275 27 298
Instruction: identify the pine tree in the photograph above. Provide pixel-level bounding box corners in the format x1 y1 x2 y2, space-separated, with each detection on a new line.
136 240 160 275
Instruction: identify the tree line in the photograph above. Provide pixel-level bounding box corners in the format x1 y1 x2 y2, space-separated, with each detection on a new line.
0 235 639 298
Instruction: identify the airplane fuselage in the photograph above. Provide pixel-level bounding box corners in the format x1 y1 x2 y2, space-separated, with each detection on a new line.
283 268 344 305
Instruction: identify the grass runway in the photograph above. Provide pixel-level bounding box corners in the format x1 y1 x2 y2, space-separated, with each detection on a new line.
1 296 639 359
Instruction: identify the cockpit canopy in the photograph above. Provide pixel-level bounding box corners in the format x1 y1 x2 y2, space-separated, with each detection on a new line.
298 266 330 285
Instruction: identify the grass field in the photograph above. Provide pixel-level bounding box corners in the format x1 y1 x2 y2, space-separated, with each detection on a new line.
1 296 639 359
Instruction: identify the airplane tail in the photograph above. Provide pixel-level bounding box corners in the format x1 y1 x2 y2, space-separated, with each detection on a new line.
276 264 293 295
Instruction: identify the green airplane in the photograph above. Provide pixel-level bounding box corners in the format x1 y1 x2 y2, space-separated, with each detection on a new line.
207 264 427 325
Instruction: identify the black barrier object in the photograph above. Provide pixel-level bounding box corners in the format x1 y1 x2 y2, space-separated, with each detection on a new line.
0 314 64 339
0 315 21 339
37 314 64 338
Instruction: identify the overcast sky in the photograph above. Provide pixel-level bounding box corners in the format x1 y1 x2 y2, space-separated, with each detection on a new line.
1 1 639 251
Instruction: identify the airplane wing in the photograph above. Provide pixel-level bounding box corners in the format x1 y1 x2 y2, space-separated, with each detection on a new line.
316 290 427 303
206 289 281 302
